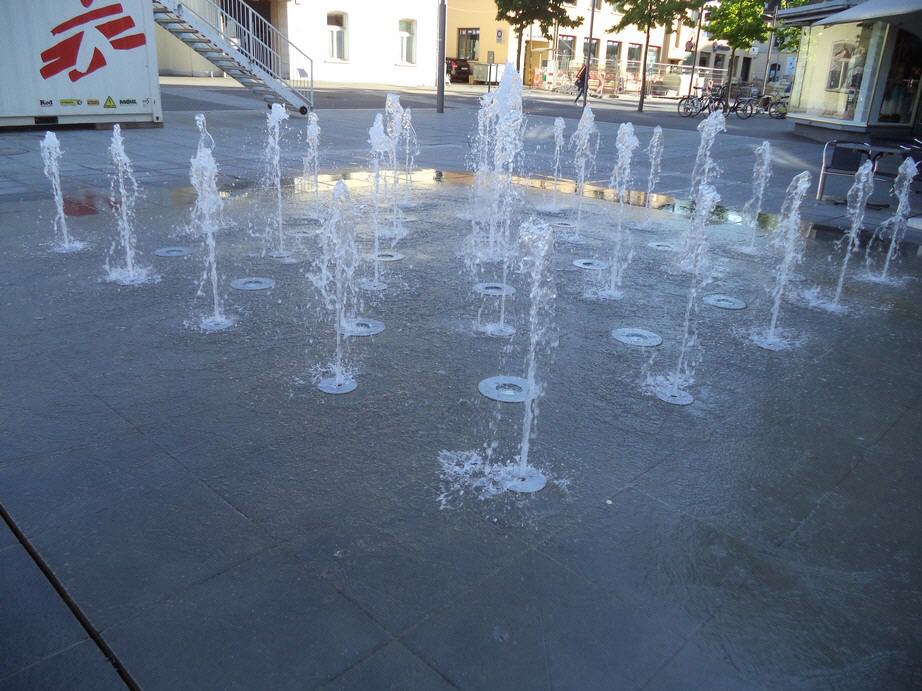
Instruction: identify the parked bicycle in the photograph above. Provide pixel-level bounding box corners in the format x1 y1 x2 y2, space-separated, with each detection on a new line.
677 84 726 118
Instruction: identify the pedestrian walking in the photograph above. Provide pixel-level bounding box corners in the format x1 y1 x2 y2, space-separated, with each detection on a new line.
574 64 588 104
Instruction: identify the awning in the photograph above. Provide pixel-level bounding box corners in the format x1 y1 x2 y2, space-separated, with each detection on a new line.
816 0 922 25
777 0 853 25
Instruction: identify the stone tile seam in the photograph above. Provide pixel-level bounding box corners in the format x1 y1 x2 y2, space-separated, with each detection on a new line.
0 501 139 690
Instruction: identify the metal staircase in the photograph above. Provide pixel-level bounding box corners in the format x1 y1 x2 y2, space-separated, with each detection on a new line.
152 0 314 113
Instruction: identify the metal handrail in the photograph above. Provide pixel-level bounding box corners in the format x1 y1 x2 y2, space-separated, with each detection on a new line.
163 0 313 109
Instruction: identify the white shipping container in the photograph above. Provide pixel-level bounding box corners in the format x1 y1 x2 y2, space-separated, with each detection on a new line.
0 0 162 127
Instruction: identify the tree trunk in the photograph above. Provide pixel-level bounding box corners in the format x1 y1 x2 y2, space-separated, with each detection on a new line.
516 30 523 72
638 24 651 112
728 47 736 93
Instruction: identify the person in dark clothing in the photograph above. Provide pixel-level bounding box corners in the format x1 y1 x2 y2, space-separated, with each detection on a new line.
574 63 588 103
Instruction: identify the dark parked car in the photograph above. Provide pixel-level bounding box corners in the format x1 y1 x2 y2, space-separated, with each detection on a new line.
445 58 472 83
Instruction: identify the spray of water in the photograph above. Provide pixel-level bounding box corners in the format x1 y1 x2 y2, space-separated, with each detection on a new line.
567 106 600 243
742 141 772 251
303 111 321 213
595 122 640 299
264 103 290 258
190 114 233 331
397 107 420 208
310 180 359 393
437 218 558 502
833 160 874 307
865 157 918 282
513 218 557 486
645 125 663 208
361 113 391 291
105 125 155 285
382 93 407 239
649 184 720 405
40 132 85 253
536 118 567 214
751 171 811 350
466 65 525 337
688 111 726 199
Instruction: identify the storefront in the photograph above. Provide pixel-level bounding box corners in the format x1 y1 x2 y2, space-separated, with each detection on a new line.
779 0 922 138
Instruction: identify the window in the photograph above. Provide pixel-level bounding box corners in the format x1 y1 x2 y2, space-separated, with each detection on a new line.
558 35 576 68
582 37 600 62
327 12 347 60
627 43 642 62
590 0 602 8
647 46 660 66
606 40 622 67
399 19 416 64
698 52 710 67
458 28 479 61
877 30 921 123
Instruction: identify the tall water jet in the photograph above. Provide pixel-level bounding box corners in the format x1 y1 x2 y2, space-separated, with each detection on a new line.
645 125 663 208
466 64 525 337
382 93 406 238
752 171 811 350
40 132 85 253
360 113 390 292
509 218 557 492
742 141 772 251
105 125 155 285
537 117 567 214
832 160 874 308
264 103 291 258
565 106 600 243
688 111 726 199
651 184 720 405
303 111 321 215
190 114 233 332
590 121 640 300
440 218 557 502
397 107 420 208
311 180 359 394
866 157 918 282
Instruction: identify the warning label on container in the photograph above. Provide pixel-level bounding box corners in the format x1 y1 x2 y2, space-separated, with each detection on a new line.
104 96 116 108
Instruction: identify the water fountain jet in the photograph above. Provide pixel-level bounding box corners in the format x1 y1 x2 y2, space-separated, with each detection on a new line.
40 132 86 253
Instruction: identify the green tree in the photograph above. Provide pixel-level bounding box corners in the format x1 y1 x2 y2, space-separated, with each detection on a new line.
704 0 770 88
607 0 703 111
494 0 583 71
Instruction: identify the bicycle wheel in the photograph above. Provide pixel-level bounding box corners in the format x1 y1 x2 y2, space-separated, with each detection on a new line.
769 101 787 119
736 101 755 119
678 97 696 118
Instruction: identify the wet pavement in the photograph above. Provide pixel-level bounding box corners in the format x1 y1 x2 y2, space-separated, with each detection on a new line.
1 115 921 690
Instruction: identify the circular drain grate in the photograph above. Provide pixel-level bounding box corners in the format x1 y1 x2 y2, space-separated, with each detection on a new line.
231 277 275 291
318 376 357 394
553 221 575 228
648 241 676 251
154 247 189 257
375 251 405 262
702 294 746 310
478 375 529 403
340 317 385 337
473 282 515 297
655 386 694 406
504 466 547 493
612 327 662 347
573 258 607 270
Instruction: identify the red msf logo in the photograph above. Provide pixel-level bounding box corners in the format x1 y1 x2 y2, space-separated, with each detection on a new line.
40 0 146 82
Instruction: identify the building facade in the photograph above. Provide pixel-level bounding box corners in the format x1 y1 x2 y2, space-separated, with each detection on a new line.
779 0 922 137
156 0 438 87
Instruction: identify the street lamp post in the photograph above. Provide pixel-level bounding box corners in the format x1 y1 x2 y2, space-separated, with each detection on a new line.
582 0 596 108
436 0 446 113
760 6 778 95
688 7 705 96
